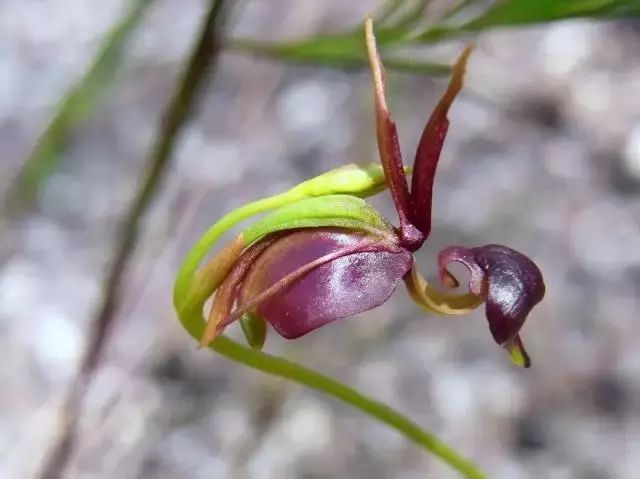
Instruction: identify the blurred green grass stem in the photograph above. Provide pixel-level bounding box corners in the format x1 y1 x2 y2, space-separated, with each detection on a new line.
37 1 230 477
4 0 156 214
211 335 488 479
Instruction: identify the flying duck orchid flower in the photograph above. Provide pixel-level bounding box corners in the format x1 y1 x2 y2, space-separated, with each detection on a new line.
174 18 545 368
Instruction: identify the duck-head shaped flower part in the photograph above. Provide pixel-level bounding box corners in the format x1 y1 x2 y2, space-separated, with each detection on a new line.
176 18 545 368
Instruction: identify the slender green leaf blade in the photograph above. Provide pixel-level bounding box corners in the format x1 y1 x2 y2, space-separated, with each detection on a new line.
8 0 155 206
418 0 640 40
229 35 451 75
465 0 640 28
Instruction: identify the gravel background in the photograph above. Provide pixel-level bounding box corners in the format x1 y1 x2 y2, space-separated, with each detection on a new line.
2 1 640 478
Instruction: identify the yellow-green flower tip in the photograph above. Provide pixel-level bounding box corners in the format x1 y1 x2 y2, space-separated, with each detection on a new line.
240 312 267 350
504 336 531 368
290 164 409 199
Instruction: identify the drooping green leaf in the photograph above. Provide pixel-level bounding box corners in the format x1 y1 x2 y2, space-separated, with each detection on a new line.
374 0 410 25
229 35 451 75
441 0 483 21
229 0 640 70
465 0 640 28
372 0 431 32
418 0 640 40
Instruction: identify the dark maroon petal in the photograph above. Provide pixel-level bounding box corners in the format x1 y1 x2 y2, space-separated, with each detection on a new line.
410 46 472 237
410 117 448 237
438 244 545 345
239 228 413 339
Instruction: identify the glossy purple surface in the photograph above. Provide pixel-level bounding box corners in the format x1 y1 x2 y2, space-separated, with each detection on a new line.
239 228 413 339
409 46 471 238
410 119 448 237
439 244 545 345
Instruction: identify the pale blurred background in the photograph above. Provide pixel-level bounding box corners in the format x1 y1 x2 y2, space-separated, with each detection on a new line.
1 1 640 478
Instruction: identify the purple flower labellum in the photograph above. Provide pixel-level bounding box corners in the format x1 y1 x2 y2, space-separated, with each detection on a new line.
237 228 412 339
438 245 546 367
198 19 546 368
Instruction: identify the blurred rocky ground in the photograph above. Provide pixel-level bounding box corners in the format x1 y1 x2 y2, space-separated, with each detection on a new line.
1 1 640 478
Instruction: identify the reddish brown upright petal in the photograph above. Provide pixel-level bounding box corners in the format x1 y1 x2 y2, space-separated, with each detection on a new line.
365 18 423 250
199 236 278 347
410 46 472 237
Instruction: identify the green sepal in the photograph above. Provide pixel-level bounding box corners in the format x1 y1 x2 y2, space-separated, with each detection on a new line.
176 194 393 329
173 164 400 308
243 194 394 245
504 336 531 368
240 312 268 349
289 163 403 199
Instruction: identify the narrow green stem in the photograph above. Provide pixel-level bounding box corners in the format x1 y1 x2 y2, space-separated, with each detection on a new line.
174 171 486 478
213 337 487 479
179 307 486 479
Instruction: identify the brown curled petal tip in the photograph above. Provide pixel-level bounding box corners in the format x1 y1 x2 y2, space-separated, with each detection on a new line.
199 236 278 348
441 268 460 289
438 246 485 295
